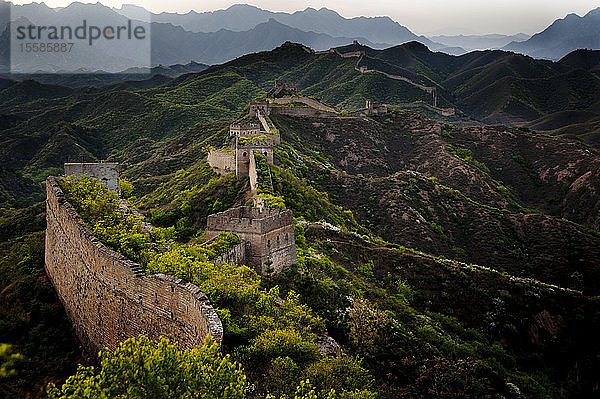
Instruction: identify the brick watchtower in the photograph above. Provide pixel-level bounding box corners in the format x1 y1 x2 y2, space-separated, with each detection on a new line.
205 207 297 274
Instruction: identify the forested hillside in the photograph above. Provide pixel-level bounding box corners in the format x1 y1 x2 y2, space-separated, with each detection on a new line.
1 42 600 398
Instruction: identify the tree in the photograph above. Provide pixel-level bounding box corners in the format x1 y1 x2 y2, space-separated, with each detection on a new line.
47 335 246 399
0 344 24 378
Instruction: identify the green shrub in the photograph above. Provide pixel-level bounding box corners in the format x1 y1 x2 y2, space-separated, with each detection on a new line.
264 356 301 397
59 175 155 266
119 178 134 199
242 329 320 367
305 356 374 394
0 344 24 378
47 335 246 399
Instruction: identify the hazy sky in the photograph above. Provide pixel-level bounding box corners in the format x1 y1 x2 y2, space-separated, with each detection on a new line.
11 0 600 35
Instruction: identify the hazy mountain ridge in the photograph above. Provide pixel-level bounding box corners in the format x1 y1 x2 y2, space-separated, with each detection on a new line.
504 7 600 60
4 1 600 72
149 18 384 65
142 3 435 47
1 1 395 69
429 33 530 52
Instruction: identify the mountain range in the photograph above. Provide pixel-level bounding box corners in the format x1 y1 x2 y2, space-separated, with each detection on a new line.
1 5 600 393
504 7 600 60
430 33 530 52
3 40 600 202
111 3 600 60
0 1 438 70
130 3 434 46
3 39 600 145
2 1 600 70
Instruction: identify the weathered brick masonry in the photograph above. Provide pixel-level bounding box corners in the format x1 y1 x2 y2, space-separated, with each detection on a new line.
45 177 222 354
206 207 297 274
64 163 121 195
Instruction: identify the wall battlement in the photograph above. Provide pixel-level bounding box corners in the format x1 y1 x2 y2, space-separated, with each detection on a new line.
230 123 261 138
237 137 274 149
206 206 297 274
207 207 293 233
249 101 270 116
230 123 261 130
268 97 337 114
269 80 299 98
235 137 274 178
45 176 222 354
207 150 236 175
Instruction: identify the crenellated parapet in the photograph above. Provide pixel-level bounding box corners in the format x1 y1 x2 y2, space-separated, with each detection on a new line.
249 101 270 116
235 137 274 177
230 123 261 137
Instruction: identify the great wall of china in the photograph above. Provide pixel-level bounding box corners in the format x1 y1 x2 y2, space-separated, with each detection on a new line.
45 172 223 353
44 64 454 356
316 43 456 117
45 161 299 354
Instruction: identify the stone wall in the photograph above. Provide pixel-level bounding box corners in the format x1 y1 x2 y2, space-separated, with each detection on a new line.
248 151 258 193
235 147 251 177
262 133 281 145
256 110 271 132
207 150 235 175
206 207 297 274
249 101 270 116
270 106 338 118
269 80 299 98
337 50 364 58
203 234 246 266
236 138 274 177
230 119 281 145
45 177 222 354
230 123 261 137
268 97 337 113
64 163 120 195
397 102 456 117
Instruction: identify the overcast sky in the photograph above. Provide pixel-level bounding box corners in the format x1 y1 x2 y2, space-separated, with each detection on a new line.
10 0 600 35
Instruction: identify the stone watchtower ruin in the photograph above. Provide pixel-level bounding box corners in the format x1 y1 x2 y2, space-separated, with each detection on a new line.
268 80 299 98
205 207 297 274
235 137 274 177
249 101 270 117
64 162 121 195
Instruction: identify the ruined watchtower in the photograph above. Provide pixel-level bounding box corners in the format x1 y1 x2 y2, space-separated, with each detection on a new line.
64 162 120 196
268 80 299 98
206 206 297 274
235 137 274 177
249 101 270 117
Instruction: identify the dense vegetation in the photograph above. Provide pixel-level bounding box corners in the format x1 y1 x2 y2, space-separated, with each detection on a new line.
47 336 246 399
52 163 600 398
0 220 81 398
57 176 377 398
5 42 600 210
2 42 600 398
